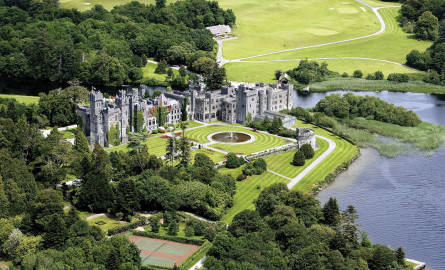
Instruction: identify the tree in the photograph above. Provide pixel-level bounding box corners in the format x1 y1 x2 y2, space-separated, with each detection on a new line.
155 0 166 9
368 244 396 270
168 219 179 235
127 132 146 154
322 197 340 227
74 129 90 155
150 216 160 233
106 248 121 270
275 70 282 80
179 65 187 77
228 210 263 237
192 153 217 183
113 178 139 220
43 215 67 249
225 153 240 168
181 97 189 121
178 135 191 167
30 189 64 233
353 70 363 78
166 46 188 65
165 136 178 166
191 56 215 74
374 71 384 80
395 247 406 267
76 143 113 212
414 11 439 40
204 66 227 91
154 60 167 74
300 144 315 159
167 68 173 78
293 150 305 166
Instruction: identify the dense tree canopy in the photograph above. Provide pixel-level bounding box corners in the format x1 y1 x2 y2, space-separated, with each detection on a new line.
0 0 235 85
314 93 421 127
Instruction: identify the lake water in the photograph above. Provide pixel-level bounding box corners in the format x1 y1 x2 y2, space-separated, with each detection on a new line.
295 90 445 270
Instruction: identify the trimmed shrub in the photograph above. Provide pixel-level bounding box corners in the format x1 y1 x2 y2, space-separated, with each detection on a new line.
300 144 315 159
374 71 384 80
293 150 306 166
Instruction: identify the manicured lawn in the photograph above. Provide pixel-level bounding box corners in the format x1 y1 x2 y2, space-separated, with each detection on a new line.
221 170 289 223
292 122 359 192
186 125 291 155
191 148 227 163
244 8 431 71
220 0 380 60
87 216 125 231
107 135 169 157
263 137 329 178
142 62 185 81
0 94 39 104
60 128 77 139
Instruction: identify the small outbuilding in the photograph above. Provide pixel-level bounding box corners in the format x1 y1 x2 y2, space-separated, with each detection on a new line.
206 25 232 37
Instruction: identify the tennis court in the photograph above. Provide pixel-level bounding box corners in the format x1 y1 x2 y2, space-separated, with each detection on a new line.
129 235 200 268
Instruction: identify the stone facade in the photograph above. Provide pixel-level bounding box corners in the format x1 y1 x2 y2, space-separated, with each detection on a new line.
77 86 181 147
165 80 294 125
78 80 295 147
296 128 317 149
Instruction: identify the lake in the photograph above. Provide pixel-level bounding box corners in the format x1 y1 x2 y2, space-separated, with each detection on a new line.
295 90 445 270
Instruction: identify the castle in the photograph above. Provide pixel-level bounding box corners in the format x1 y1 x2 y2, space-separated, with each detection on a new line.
77 80 295 147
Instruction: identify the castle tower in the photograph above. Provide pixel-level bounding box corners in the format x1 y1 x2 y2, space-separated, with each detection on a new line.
190 90 197 121
116 90 130 142
266 88 272 111
258 90 265 115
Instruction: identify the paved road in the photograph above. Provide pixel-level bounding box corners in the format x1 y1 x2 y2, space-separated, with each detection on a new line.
287 135 336 189
189 256 206 270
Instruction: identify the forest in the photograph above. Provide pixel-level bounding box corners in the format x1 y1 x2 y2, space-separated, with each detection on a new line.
0 0 235 86
402 0 445 85
203 183 410 270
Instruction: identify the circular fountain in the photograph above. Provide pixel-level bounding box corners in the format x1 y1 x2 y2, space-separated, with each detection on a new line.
208 131 255 144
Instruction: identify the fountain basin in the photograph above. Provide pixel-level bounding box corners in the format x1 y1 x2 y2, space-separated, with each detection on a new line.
208 131 255 144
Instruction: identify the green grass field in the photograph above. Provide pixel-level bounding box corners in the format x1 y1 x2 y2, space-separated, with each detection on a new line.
87 216 124 231
142 62 186 81
191 148 227 163
107 135 170 157
241 8 431 74
263 138 329 178
145 222 203 240
292 122 358 192
222 170 289 223
220 0 380 60
185 125 291 155
0 94 40 104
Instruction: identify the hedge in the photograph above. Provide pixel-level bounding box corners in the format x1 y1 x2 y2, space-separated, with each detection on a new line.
132 231 205 246
178 240 212 270
141 266 171 270
108 218 147 236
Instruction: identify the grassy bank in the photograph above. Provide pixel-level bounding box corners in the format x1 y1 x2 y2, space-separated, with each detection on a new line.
308 77 445 94
292 122 359 192
334 118 445 157
0 94 40 104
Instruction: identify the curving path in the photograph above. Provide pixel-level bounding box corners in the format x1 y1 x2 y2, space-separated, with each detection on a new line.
287 135 336 189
